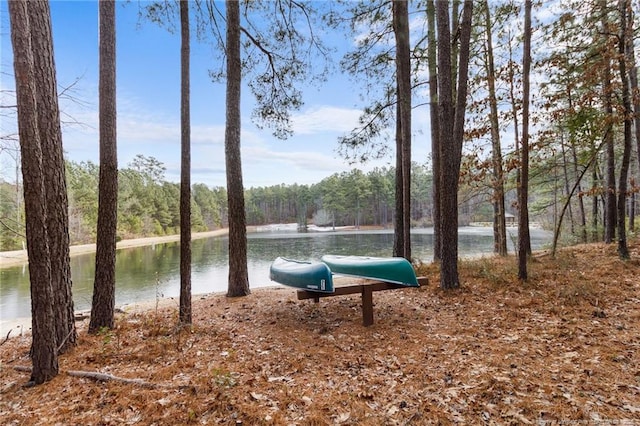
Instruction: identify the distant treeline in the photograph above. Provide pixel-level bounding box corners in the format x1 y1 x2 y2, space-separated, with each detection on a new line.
2 153 532 251
1 154 484 250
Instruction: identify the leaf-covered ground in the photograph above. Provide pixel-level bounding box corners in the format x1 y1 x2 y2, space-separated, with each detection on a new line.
1 240 640 425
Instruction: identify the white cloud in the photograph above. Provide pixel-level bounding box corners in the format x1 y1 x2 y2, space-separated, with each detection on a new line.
119 118 179 142
290 105 362 135
192 125 225 146
244 143 343 172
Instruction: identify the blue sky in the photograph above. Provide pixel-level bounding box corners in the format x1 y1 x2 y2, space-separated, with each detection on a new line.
0 1 431 188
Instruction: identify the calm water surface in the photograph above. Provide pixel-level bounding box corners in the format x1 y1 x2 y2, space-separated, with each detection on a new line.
0 227 551 327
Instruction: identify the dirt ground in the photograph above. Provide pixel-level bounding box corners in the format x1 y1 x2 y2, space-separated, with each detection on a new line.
1 240 639 425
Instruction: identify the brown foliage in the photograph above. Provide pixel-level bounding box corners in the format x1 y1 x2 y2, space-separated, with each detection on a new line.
2 240 640 424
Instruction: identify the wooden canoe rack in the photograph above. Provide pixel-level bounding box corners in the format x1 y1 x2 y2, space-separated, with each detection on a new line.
297 276 428 326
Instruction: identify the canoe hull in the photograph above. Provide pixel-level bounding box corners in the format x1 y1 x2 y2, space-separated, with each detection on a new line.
321 255 419 287
269 257 334 293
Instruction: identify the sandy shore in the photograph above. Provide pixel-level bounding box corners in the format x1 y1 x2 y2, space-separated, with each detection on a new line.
0 229 230 269
0 285 284 341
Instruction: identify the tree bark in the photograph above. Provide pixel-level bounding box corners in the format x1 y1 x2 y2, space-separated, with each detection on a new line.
452 1 473 179
392 0 411 260
179 0 192 324
9 0 58 384
426 0 441 262
560 137 576 236
622 0 638 231
225 0 250 297
436 1 456 289
628 11 640 185
569 133 588 243
28 0 76 353
450 0 460 99
600 0 617 244
591 166 599 242
506 23 524 251
615 0 631 259
90 0 118 332
518 0 532 280
393 99 405 257
436 0 473 290
483 1 507 256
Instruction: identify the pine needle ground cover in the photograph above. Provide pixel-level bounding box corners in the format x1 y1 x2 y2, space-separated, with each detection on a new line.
1 240 639 424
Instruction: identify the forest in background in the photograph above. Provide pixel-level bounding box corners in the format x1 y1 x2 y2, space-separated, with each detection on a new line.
0 156 434 250
1 139 635 252
0 151 553 251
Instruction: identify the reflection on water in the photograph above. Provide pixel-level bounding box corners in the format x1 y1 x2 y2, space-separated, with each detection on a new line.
0 227 551 323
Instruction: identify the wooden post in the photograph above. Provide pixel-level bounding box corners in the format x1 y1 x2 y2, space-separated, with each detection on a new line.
361 285 374 326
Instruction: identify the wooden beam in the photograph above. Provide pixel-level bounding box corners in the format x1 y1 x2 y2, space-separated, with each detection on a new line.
296 277 428 326
297 281 404 300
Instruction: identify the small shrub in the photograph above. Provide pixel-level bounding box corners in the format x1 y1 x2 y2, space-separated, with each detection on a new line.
209 368 237 388
556 280 598 306
464 257 515 287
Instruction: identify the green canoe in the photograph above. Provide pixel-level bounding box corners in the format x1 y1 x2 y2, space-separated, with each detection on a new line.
321 255 419 287
269 257 334 293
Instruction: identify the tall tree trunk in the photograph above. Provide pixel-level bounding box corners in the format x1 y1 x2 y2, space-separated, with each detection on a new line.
393 0 411 260
179 0 192 324
450 0 460 99
630 187 636 232
393 99 405 257
90 0 118 332
225 0 250 297
9 0 58 384
426 0 441 262
591 166 599 241
569 136 588 243
28 0 76 353
600 0 617 244
616 0 631 259
507 26 524 249
625 2 639 232
452 2 473 179
518 0 532 280
436 0 473 290
560 137 576 235
603 91 616 243
483 0 507 256
436 2 456 288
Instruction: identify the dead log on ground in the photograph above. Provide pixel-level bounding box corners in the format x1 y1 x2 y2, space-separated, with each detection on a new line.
12 365 195 391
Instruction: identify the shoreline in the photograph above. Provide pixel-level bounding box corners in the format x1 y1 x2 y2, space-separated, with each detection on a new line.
0 224 378 269
0 224 379 336
0 285 286 338
0 228 230 269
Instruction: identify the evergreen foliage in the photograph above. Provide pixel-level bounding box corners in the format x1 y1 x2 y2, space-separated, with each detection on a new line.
1 156 516 251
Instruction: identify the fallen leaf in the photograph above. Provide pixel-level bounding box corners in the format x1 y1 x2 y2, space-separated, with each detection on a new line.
335 412 350 423
250 392 265 401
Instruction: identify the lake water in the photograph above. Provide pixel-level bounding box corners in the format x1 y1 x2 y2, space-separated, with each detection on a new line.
0 226 551 329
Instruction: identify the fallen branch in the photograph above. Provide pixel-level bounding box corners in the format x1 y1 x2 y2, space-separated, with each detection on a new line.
12 365 195 391
0 329 12 347
13 366 31 372
66 370 156 388
74 308 124 322
56 328 76 353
